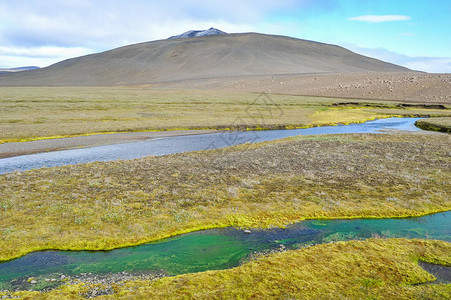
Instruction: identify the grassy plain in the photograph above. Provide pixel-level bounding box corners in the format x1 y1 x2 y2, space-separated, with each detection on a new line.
1 86 451 143
3 239 450 299
0 132 450 262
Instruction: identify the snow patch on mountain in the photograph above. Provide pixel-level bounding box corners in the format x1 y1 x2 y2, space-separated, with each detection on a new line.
168 28 227 39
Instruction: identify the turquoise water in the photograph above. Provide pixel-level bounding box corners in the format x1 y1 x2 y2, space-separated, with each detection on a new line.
0 211 448 290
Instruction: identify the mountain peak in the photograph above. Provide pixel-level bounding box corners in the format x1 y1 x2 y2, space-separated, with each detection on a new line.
168 28 227 40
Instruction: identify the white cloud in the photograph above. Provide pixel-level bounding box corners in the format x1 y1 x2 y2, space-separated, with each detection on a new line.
348 15 411 23
344 44 451 73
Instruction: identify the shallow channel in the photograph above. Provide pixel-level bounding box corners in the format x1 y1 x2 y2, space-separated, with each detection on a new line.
0 211 449 290
0 117 423 174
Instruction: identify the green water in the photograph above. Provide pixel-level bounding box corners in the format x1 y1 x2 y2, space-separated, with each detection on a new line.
0 211 449 291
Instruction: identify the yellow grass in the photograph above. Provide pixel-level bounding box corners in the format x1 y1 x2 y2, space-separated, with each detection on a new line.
311 108 392 125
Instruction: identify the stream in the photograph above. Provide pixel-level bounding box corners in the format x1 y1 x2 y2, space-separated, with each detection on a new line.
0 211 449 291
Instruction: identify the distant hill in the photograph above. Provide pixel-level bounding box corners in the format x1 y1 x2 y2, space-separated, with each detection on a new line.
0 66 39 75
0 31 410 86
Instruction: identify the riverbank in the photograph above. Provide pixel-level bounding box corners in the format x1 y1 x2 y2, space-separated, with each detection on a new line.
0 131 449 262
415 117 451 133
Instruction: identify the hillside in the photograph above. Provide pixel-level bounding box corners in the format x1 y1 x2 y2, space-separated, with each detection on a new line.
0 33 410 86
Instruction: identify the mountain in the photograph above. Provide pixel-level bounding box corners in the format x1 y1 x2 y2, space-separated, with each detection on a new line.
0 66 39 75
168 28 227 39
0 32 410 86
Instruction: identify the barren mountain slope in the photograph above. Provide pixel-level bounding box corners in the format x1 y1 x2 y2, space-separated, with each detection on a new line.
0 33 409 86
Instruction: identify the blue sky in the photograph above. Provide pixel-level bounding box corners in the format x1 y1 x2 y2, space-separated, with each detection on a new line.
0 0 450 72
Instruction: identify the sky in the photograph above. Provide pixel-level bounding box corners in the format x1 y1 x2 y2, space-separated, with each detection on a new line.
0 0 450 72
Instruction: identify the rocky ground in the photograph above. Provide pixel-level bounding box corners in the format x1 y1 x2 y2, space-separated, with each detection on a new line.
1 271 165 298
159 72 451 104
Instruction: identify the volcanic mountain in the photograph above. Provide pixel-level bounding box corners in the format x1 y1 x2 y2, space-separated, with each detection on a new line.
0 31 410 86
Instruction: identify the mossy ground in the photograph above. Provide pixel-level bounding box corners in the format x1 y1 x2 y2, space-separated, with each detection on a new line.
1 87 450 143
3 239 450 299
0 132 450 262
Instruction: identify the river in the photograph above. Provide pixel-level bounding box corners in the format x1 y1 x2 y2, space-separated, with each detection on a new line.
0 117 423 174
